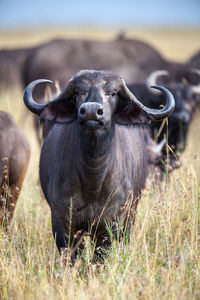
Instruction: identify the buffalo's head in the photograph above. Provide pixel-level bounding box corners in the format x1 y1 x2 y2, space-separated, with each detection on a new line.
146 68 200 124
146 68 200 150
23 70 175 136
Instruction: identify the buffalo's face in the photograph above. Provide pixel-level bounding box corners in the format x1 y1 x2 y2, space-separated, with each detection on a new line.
146 68 200 150
72 71 121 133
168 83 194 124
23 70 175 140
162 80 197 151
147 69 200 121
168 83 196 150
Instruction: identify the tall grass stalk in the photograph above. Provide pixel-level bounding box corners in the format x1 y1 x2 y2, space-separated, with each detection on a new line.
0 106 199 300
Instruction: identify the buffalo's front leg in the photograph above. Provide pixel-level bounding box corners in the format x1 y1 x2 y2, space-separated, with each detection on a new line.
93 223 115 261
51 210 84 264
51 211 71 254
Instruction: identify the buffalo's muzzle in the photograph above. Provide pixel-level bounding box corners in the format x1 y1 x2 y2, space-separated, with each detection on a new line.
78 102 105 129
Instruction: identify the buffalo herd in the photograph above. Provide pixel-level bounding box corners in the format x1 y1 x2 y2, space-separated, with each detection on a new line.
0 34 200 260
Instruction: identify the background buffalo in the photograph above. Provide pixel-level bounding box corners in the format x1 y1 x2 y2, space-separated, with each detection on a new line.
0 111 30 227
128 66 200 169
0 46 37 92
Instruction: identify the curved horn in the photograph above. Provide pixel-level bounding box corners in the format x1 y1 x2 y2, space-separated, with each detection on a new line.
190 69 200 95
153 137 166 154
146 70 169 95
23 79 53 115
121 80 175 121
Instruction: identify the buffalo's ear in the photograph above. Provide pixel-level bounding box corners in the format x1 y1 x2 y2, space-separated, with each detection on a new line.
39 99 76 124
114 101 151 126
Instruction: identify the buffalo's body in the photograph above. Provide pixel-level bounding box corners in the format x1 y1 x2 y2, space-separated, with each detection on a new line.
24 37 166 90
40 120 148 256
0 46 37 91
23 70 174 259
0 111 30 226
0 37 165 93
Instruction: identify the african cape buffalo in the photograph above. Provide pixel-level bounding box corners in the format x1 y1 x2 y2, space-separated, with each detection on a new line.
0 111 30 227
23 37 166 93
128 66 200 170
23 70 175 261
0 36 165 93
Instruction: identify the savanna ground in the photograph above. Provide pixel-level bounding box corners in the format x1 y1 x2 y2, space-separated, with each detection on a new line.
0 27 200 300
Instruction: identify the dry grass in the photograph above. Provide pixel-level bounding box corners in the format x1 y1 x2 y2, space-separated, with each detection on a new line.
0 27 200 299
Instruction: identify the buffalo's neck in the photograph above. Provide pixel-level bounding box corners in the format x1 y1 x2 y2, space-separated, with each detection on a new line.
80 127 114 158
79 128 114 201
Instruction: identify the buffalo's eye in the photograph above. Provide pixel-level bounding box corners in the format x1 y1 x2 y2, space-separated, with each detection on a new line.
74 90 80 96
75 90 87 96
111 91 116 97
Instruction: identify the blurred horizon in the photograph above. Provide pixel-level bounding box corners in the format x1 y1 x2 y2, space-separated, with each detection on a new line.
1 0 200 29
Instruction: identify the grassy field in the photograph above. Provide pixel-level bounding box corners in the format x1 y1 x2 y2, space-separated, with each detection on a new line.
0 27 200 299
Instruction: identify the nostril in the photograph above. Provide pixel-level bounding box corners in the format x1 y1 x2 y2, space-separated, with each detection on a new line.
97 108 103 116
80 107 85 115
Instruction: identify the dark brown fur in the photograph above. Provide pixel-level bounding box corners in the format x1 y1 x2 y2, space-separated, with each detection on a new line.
0 46 38 91
40 117 148 260
24 37 166 94
0 111 30 227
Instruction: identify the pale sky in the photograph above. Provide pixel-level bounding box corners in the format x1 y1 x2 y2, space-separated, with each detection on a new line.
0 0 200 28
